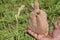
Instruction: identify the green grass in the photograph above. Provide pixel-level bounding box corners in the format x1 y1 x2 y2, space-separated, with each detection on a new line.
0 0 60 40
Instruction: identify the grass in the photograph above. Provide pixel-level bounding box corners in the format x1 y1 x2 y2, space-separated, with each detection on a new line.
0 0 60 40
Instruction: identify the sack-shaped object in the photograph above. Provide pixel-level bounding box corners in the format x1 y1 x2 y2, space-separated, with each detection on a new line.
28 1 49 36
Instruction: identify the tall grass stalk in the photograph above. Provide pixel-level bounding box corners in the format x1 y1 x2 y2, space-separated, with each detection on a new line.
15 5 25 40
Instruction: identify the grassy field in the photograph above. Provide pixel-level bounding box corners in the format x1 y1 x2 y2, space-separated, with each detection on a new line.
0 0 60 40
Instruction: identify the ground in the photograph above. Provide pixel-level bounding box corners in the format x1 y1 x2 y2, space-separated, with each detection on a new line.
0 0 60 40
